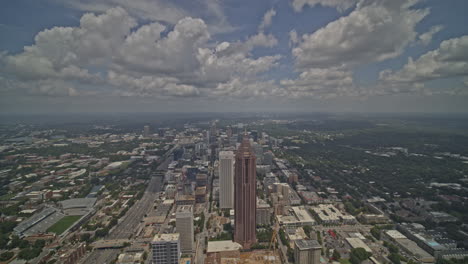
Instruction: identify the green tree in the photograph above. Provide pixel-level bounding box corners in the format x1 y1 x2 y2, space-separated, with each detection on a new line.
0 252 14 261
370 226 381 239
303 225 313 237
33 239 45 249
80 233 92 243
388 253 401 264
332 250 341 260
18 247 42 260
350 248 372 263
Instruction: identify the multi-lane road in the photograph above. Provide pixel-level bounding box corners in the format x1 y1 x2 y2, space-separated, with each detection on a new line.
82 147 177 264
82 176 163 264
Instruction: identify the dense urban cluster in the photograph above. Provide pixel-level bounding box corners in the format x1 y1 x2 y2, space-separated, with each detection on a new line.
0 114 467 264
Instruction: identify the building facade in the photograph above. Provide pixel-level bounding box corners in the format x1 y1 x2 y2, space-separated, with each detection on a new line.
176 205 194 253
234 135 257 249
219 151 235 209
151 233 181 264
294 239 321 264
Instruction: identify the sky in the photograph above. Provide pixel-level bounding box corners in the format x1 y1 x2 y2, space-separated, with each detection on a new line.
1 0 468 113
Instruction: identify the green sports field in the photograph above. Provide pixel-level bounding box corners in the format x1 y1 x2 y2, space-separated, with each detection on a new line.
46 215 82 235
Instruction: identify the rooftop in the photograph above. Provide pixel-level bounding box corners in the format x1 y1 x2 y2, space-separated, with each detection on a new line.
295 239 321 250
345 238 372 253
207 240 242 253
152 233 180 242
385 230 407 239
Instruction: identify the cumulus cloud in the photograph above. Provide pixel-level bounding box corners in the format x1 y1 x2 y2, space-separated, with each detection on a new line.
59 0 188 25
58 0 234 34
289 30 298 47
292 0 358 12
380 35 468 84
280 68 355 98
292 0 429 69
418 25 444 46
0 7 280 98
279 0 436 98
259 9 276 31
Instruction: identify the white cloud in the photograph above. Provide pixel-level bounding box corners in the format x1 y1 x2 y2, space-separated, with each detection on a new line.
280 68 355 98
107 71 200 97
292 0 429 69
115 18 209 75
59 0 188 24
418 25 444 46
281 0 430 99
292 0 358 13
58 0 235 34
0 7 280 98
2 7 134 81
289 30 298 47
380 35 468 84
259 9 276 31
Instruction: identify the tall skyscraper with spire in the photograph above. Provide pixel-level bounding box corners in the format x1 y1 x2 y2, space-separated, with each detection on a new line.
234 134 257 249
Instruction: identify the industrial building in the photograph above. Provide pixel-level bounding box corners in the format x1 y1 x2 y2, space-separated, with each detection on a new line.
384 230 435 263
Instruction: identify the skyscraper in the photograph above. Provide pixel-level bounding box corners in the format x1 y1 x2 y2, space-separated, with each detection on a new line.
143 125 150 137
227 126 233 138
219 151 235 209
151 233 181 264
176 205 194 253
234 135 257 249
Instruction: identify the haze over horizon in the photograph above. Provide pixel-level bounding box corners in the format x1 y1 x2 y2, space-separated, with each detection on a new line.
1 0 468 113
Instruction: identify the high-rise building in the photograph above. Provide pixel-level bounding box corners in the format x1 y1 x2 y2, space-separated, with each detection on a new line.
176 205 194 253
158 128 165 137
251 130 258 142
263 151 273 166
253 143 263 164
219 151 235 209
234 135 257 249
294 239 321 264
151 233 181 264
227 126 233 138
256 199 271 226
144 125 150 137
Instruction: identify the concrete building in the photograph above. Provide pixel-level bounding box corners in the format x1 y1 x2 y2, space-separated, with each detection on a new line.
256 199 271 226
384 230 435 263
206 240 242 264
196 174 208 187
234 135 257 249
219 151 235 209
277 206 316 231
176 205 194 254
195 187 206 203
143 125 150 137
310 204 356 225
294 239 321 264
151 233 181 264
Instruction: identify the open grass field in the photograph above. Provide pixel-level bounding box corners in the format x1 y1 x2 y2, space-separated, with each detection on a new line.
46 215 82 235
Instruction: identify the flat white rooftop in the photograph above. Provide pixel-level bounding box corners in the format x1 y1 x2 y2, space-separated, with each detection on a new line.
152 233 179 242
207 240 242 253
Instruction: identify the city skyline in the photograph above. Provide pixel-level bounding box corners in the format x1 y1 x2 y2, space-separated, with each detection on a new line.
1 0 468 113
0 114 466 263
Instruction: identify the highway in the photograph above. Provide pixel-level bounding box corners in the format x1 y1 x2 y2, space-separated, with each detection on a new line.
82 146 176 264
